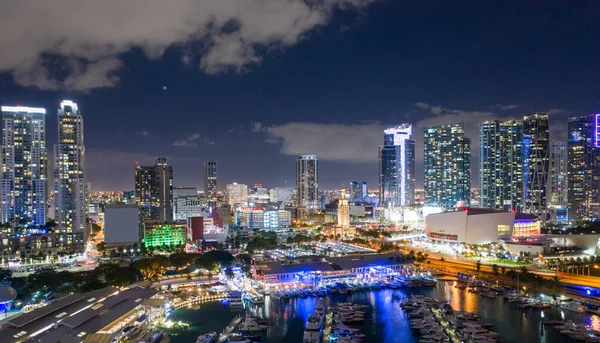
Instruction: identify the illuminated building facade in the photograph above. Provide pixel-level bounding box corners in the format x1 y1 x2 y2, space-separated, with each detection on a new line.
143 222 186 248
479 120 524 211
424 123 471 208
54 101 86 250
349 181 361 204
134 157 173 222
269 187 293 204
523 113 550 214
227 183 248 208
549 141 568 209
296 155 318 216
337 187 350 228
378 124 415 207
1 105 47 227
204 161 217 197
567 114 600 221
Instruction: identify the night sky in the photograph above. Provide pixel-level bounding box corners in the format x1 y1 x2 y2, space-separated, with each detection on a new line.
0 1 598 191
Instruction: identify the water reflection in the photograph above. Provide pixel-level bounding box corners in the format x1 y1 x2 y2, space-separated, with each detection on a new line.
169 282 600 343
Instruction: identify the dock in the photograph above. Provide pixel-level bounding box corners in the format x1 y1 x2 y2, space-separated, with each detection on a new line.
217 315 242 343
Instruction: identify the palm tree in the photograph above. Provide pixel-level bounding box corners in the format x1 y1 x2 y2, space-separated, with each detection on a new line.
491 264 499 276
475 260 481 273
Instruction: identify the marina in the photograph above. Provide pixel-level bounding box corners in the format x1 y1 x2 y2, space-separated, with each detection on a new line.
169 281 600 343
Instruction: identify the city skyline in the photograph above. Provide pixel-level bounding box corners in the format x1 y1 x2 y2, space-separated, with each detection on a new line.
0 2 598 191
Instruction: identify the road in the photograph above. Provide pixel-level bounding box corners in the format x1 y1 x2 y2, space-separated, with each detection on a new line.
425 256 600 289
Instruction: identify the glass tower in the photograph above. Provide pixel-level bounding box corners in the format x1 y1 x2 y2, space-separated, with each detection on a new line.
296 155 318 216
378 124 415 207
479 120 524 211
567 114 600 221
424 123 471 208
1 105 47 227
204 161 217 197
549 141 568 209
523 113 550 214
135 157 173 222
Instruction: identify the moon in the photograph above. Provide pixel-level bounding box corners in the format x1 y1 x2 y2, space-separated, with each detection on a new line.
162 85 167 91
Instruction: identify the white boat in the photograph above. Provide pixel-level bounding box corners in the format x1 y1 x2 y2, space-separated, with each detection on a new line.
303 314 324 343
196 332 217 343
315 303 327 317
237 318 269 332
559 301 586 313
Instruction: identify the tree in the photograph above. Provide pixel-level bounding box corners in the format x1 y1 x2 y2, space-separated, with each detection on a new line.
91 223 102 236
236 253 252 265
491 264 499 276
0 268 12 282
225 268 235 279
475 260 481 273
500 266 506 276
96 242 107 257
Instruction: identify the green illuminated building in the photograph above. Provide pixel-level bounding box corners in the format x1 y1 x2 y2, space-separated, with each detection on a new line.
143 223 186 248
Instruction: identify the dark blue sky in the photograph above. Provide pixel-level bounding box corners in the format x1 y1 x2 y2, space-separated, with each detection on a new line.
0 0 598 191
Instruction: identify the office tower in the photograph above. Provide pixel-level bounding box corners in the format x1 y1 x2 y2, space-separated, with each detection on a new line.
337 187 350 228
54 101 86 248
361 182 367 199
134 157 173 222
204 161 217 197
378 124 416 207
567 114 600 221
1 105 47 227
296 155 318 215
227 183 248 208
424 123 471 208
479 120 524 211
349 181 361 204
523 113 550 214
549 141 568 209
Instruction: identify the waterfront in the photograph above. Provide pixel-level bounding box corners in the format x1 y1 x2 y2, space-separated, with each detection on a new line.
169 282 600 343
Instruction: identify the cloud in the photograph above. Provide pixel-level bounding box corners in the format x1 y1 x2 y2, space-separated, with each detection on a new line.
173 133 201 147
0 0 378 91
136 130 150 136
262 122 384 163
497 104 519 110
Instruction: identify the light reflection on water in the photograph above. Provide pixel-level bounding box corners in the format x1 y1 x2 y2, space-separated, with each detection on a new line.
170 282 600 343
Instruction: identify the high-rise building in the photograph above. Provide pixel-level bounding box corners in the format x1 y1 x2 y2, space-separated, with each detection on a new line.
523 113 550 214
378 124 415 207
567 114 600 221
269 187 293 204
349 181 361 204
549 141 568 209
337 187 350 228
479 120 524 211
424 123 471 208
54 101 86 249
361 182 367 199
204 161 217 197
227 183 248 208
296 155 318 215
134 157 173 222
1 105 47 227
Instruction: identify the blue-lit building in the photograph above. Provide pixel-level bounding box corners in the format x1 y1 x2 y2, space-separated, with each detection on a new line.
378 124 415 207
567 114 600 221
424 123 471 208
479 120 524 212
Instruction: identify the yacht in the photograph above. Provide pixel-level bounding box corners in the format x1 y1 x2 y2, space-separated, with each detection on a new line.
237 318 269 332
315 303 327 317
560 301 586 313
195 332 217 343
303 314 324 343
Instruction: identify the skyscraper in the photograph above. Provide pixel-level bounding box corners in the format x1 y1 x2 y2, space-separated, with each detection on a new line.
1 105 47 227
349 181 361 204
523 113 550 214
204 161 217 197
549 141 568 209
54 101 86 248
134 157 173 222
424 123 471 208
567 114 600 221
378 124 415 207
361 182 367 199
479 120 524 211
296 155 318 215
226 183 248 208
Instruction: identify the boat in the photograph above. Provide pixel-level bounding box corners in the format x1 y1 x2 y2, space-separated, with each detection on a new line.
237 318 269 332
315 303 327 317
303 314 324 343
533 302 551 309
195 332 217 343
229 291 243 307
481 291 497 298
559 301 586 313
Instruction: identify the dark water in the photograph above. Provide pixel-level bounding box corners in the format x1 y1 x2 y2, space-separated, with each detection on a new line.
169 282 600 343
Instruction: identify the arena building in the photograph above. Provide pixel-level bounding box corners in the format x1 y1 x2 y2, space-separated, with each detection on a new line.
424 208 539 245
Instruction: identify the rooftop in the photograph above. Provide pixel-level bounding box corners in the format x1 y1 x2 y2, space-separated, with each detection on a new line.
258 261 334 275
327 252 405 270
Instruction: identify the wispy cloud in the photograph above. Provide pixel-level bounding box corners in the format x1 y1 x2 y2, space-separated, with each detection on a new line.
496 104 519 110
173 133 201 147
136 130 150 136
